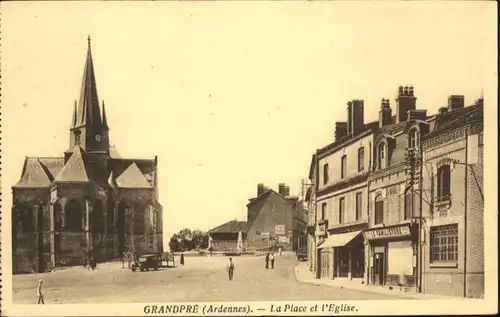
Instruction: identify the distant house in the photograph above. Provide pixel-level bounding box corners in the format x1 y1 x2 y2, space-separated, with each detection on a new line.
246 183 307 252
208 220 247 251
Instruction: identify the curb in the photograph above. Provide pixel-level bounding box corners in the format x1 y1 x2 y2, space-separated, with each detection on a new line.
293 263 456 300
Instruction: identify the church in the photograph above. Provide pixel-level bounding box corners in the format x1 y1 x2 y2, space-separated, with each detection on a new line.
11 37 164 274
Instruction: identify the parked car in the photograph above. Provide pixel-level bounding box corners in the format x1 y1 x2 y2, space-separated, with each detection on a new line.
131 254 159 272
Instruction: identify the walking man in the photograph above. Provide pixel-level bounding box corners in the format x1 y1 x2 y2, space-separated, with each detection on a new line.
265 252 270 269
270 252 275 269
180 252 185 266
279 247 282 256
36 279 44 304
227 257 235 281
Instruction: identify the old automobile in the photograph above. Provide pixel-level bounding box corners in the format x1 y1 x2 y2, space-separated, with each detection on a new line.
131 254 159 272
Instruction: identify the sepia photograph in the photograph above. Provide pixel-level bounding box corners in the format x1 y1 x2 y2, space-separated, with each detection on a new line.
0 1 497 316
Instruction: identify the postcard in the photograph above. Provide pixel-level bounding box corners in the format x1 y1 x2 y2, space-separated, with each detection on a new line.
0 1 497 316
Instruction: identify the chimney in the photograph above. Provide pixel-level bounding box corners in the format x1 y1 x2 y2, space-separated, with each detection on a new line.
346 101 353 137
448 95 464 111
379 99 392 128
335 122 348 142
396 85 417 123
438 107 448 114
278 183 286 196
351 100 365 135
284 186 290 197
407 109 427 121
257 183 265 196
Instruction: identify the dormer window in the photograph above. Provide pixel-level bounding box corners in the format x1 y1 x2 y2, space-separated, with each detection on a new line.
378 141 387 170
408 128 420 150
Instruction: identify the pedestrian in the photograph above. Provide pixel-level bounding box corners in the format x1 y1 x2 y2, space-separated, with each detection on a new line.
180 252 185 266
279 247 282 256
270 252 275 269
36 279 44 304
227 257 235 280
265 252 269 269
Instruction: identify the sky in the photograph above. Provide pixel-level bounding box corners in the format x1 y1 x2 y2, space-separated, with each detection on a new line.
1 1 497 250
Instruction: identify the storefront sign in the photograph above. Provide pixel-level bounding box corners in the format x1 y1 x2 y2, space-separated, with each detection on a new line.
275 224 285 235
364 225 411 240
316 222 327 236
261 232 270 239
278 236 288 243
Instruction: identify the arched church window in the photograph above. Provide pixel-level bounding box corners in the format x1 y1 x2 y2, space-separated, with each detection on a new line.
92 200 104 233
54 203 62 231
66 199 83 232
19 205 34 233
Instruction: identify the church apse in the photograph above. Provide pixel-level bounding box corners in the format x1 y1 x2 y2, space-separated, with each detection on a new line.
11 37 164 274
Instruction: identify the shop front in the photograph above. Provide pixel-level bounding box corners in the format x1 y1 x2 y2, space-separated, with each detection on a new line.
364 223 418 289
318 226 365 282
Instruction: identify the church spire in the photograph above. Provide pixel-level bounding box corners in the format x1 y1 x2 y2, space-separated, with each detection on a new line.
102 100 109 129
71 100 77 128
77 35 102 127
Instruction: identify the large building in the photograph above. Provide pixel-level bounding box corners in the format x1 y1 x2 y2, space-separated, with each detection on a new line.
246 184 307 251
420 98 484 298
11 38 164 274
314 100 376 284
306 86 484 298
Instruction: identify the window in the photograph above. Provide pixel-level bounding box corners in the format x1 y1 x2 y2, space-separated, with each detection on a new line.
430 224 458 263
358 147 365 172
323 163 329 185
408 128 420 150
437 165 451 202
341 155 347 179
378 142 386 170
321 202 327 220
66 199 83 231
404 187 413 220
374 195 384 224
355 192 362 221
339 197 345 224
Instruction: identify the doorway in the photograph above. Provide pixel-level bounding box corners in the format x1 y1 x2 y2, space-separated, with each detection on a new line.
373 252 385 285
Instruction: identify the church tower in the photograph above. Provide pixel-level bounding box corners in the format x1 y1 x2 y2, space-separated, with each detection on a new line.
65 36 110 181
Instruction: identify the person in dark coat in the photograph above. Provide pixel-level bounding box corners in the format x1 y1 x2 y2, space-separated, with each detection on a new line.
180 252 185 266
270 253 275 269
227 257 235 281
265 252 270 269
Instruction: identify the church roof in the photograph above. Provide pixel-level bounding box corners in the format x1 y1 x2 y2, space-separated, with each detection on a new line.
54 146 90 183
115 162 152 189
109 146 121 159
13 158 53 188
77 36 102 127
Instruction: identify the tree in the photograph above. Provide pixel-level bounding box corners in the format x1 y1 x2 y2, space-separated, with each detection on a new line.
168 228 209 252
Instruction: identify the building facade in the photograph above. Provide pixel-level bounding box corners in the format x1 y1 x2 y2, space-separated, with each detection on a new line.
307 86 484 298
420 99 484 298
305 156 317 272
208 220 247 252
11 38 164 274
365 87 429 291
315 100 375 284
246 184 306 251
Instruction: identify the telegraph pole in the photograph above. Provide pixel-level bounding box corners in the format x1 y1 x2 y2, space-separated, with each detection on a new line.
405 147 421 293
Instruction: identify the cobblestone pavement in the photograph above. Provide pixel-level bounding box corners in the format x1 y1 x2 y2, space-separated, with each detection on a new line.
12 253 405 304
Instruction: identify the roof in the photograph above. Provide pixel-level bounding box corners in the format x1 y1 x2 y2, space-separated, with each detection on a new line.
308 154 316 180
13 158 52 188
317 121 378 158
38 157 65 181
54 147 90 183
115 162 152 189
427 103 483 138
209 220 247 234
76 37 102 127
109 146 121 159
246 188 294 207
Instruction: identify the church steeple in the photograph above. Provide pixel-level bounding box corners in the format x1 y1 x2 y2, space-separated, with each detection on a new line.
77 36 102 127
68 36 110 155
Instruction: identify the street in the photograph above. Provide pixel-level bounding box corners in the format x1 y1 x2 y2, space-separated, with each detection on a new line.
12 253 403 304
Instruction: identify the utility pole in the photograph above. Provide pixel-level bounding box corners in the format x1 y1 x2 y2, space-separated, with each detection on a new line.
405 147 421 293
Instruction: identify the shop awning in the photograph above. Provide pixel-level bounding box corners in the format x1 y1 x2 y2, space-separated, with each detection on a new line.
318 230 362 249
